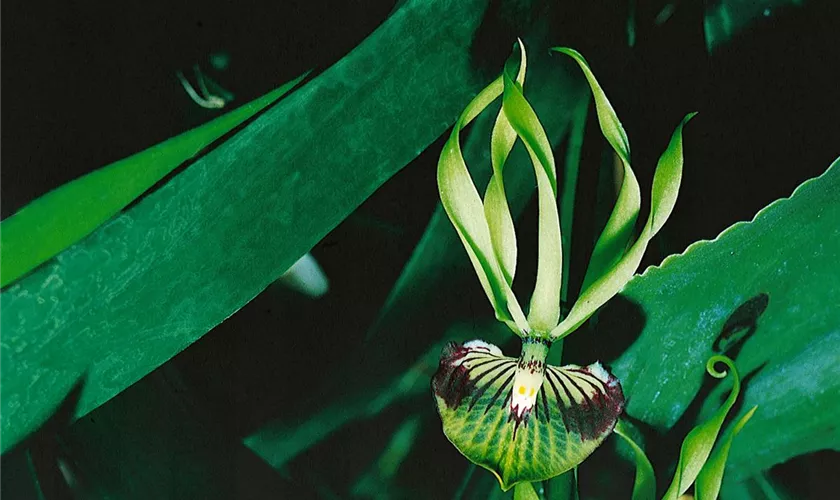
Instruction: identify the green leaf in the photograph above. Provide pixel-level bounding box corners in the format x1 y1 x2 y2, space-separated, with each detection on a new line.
0 73 307 288
438 72 529 333
501 63 562 333
663 355 742 500
611 158 840 476
0 0 493 453
432 340 624 491
551 113 694 339
352 414 423 498
552 48 640 297
695 406 758 500
485 42 527 285
613 420 655 500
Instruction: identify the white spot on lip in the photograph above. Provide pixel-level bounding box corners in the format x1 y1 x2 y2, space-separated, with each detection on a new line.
463 340 503 356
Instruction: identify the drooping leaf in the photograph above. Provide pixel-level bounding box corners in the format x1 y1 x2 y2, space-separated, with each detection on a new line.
501 65 562 333
695 406 758 500
613 420 655 500
551 112 695 339
0 72 308 288
432 341 624 491
0 0 494 453
611 158 840 476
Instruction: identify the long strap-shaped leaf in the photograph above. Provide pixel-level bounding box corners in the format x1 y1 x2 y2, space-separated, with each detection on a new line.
553 48 641 293
438 74 529 334
0 72 308 288
501 69 562 333
484 42 527 286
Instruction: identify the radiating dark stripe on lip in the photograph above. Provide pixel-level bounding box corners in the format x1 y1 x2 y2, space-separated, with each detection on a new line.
569 373 603 396
544 371 569 432
468 362 515 411
546 368 574 407
558 369 593 406
564 368 608 391
540 385 550 423
484 372 515 415
533 388 541 422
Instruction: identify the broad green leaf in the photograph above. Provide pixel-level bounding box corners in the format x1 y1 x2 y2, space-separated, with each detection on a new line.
0 0 494 453
551 48 641 295
501 67 562 333
704 0 807 52
438 73 528 333
0 73 307 288
613 420 655 500
611 158 840 476
695 406 758 500
485 42 527 285
663 355 742 500
244 58 587 469
432 340 624 491
551 113 694 339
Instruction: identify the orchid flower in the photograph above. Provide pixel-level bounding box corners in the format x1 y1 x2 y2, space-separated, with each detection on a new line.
433 41 695 490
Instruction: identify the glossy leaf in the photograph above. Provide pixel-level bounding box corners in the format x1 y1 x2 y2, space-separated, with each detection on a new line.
613 420 655 500
695 406 758 500
551 113 694 339
0 0 494 453
0 73 307 288
662 356 741 500
611 158 840 476
432 340 624 491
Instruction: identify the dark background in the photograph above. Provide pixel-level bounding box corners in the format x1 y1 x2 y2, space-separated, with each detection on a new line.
3 0 838 498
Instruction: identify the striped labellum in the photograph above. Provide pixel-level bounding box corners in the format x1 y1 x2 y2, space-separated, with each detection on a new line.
432 340 624 490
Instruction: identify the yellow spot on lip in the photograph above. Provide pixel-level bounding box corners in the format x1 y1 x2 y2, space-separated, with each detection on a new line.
518 386 526 395
529 388 535 397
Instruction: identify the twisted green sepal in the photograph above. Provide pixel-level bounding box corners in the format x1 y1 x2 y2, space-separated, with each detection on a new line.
550 47 695 340
432 340 625 491
437 48 529 335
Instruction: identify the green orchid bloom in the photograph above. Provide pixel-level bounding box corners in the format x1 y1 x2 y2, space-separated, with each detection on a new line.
433 41 695 490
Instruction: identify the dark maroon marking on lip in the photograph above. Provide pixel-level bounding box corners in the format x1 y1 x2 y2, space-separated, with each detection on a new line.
468 362 514 411
540 385 550 423
484 372 515 415
432 342 475 409
533 390 541 422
